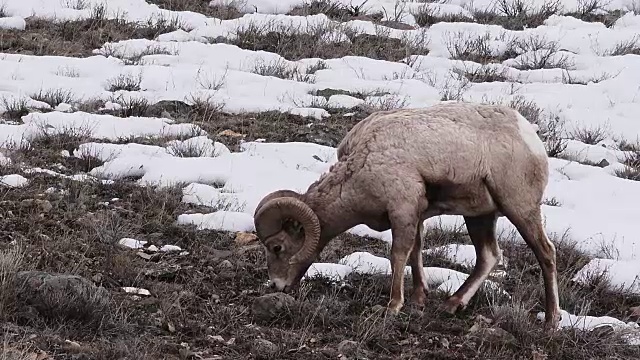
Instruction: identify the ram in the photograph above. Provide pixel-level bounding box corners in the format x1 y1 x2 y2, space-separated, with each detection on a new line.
253 102 561 329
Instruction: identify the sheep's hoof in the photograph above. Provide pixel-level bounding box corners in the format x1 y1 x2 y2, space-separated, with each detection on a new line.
441 296 466 314
543 311 561 333
409 290 427 308
386 300 403 315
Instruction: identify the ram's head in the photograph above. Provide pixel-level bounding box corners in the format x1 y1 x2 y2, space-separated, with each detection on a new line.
253 190 321 292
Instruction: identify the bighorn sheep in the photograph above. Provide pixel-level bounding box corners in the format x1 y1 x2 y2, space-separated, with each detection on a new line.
253 102 560 329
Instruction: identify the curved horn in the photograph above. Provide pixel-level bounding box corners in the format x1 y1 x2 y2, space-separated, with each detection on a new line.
254 196 321 265
254 190 301 218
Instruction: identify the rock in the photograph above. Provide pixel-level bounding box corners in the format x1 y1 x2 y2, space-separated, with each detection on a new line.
122 287 151 296
235 232 258 246
318 346 338 357
469 314 494 332
0 174 28 188
146 100 192 118
251 338 279 358
211 249 233 260
218 129 245 138
15 271 110 324
337 340 359 356
118 238 146 249
252 293 297 322
20 199 52 213
91 273 103 283
468 327 517 345
218 260 233 269
160 244 182 252
62 340 83 353
597 159 610 167
164 321 176 333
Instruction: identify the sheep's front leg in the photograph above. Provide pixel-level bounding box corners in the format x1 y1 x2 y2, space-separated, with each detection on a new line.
387 208 421 314
408 221 427 307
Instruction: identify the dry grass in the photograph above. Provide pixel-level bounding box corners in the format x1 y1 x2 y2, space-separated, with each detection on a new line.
0 7 182 57
0 246 25 321
570 124 610 145
146 0 246 20
288 0 384 22
212 21 430 62
564 0 624 27
411 4 474 27
615 150 640 181
0 97 30 121
509 34 574 71
472 0 563 30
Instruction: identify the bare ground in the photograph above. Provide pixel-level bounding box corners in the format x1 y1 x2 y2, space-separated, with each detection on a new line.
1 119 639 359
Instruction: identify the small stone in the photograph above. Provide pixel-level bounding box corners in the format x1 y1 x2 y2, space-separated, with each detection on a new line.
160 244 182 252
62 340 82 353
337 340 359 356
20 199 52 213
439 337 450 349
209 335 225 344
252 293 296 323
165 321 176 333
318 347 338 357
235 232 258 246
218 129 245 138
122 287 151 296
251 338 278 357
137 252 153 260
597 159 610 167
160 110 172 120
15 271 110 325
92 273 103 283
0 174 28 188
469 314 493 332
147 245 159 252
468 327 517 345
219 260 233 269
118 238 146 249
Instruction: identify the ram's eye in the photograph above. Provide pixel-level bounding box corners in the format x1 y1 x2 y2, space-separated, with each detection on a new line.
273 245 282 253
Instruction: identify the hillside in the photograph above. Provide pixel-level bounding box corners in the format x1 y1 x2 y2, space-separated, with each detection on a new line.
1 0 640 359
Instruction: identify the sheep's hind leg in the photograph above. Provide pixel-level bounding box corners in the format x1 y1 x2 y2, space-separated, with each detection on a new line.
408 221 427 307
503 207 561 331
442 213 499 314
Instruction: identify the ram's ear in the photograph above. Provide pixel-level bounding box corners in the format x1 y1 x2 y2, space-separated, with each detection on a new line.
282 218 305 238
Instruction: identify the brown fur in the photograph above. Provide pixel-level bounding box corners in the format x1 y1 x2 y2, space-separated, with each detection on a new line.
255 102 561 330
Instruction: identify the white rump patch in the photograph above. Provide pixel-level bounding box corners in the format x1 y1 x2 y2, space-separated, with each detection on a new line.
514 111 548 158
